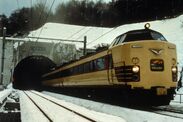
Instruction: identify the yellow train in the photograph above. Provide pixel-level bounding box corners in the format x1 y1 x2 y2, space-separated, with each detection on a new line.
42 24 177 105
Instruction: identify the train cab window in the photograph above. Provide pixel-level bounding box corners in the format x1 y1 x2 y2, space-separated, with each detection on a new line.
123 31 167 42
112 34 126 46
111 30 167 46
151 31 166 41
112 36 121 46
118 34 126 44
123 31 154 42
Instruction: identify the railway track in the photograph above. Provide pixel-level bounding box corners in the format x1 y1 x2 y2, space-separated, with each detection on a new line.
22 91 125 122
24 91 96 122
140 105 183 119
41 91 183 122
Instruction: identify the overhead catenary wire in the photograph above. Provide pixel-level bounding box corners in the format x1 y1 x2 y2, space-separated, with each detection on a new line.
75 27 93 40
31 0 48 37
16 0 20 10
65 27 86 40
86 26 118 46
37 0 48 29
30 0 33 32
36 0 56 41
32 0 91 45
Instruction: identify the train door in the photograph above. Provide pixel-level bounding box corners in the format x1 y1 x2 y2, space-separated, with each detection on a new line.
106 52 114 84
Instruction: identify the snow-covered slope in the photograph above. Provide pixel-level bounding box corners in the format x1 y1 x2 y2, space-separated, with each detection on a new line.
29 23 112 49
29 15 183 68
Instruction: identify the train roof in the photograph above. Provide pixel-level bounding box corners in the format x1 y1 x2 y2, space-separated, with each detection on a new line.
109 27 167 48
120 28 163 38
124 23 160 34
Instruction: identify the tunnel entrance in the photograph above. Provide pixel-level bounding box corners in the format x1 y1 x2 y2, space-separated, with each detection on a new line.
13 56 56 90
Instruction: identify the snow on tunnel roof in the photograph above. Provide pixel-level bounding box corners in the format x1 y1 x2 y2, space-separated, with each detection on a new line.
28 23 113 49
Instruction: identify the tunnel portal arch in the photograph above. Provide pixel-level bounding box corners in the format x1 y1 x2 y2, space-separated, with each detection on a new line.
13 55 56 89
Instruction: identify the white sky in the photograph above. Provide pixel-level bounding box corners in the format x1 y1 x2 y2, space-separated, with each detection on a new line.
0 0 112 17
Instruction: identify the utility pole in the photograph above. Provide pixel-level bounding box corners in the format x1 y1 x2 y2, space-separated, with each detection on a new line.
83 36 87 56
0 27 6 85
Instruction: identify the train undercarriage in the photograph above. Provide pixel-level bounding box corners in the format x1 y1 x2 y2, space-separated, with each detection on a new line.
43 85 176 106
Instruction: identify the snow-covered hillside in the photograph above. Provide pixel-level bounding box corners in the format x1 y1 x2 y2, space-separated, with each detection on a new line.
29 15 183 69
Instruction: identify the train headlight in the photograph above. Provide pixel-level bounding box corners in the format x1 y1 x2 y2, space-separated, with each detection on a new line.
132 66 140 73
172 66 177 82
172 66 177 73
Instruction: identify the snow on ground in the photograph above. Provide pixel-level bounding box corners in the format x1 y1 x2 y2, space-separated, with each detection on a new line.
176 87 183 94
0 89 12 104
174 87 183 103
19 91 126 122
19 91 50 122
43 91 183 122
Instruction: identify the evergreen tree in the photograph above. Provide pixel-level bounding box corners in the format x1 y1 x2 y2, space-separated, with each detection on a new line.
2 0 183 36
0 15 8 36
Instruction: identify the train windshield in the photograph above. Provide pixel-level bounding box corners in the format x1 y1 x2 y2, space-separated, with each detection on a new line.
112 30 167 46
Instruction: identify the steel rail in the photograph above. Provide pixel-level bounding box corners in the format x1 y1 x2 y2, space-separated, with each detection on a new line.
23 91 53 122
140 106 183 119
30 91 96 122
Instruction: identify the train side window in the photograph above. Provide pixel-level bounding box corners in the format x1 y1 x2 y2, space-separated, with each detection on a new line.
73 66 78 74
68 69 71 76
56 72 60 78
62 70 66 77
69 67 73 75
89 61 94 72
96 58 105 70
65 69 70 76
60 71 63 77
78 65 84 74
84 62 90 73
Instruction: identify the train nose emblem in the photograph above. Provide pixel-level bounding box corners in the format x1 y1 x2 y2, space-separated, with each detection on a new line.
149 48 163 55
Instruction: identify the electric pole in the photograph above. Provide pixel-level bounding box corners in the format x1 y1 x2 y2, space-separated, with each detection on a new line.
0 27 6 85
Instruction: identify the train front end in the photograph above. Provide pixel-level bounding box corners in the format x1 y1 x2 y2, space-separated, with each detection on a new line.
110 25 177 104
